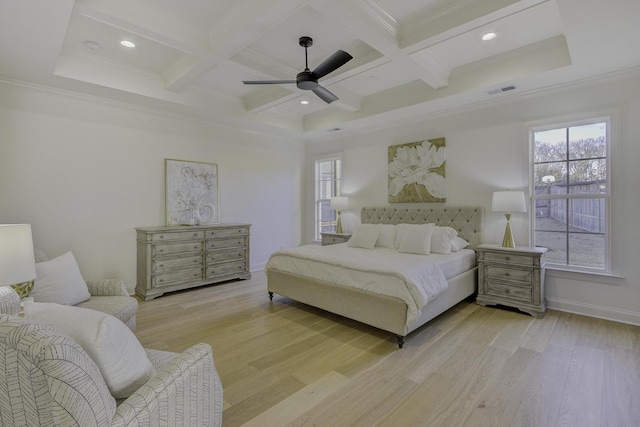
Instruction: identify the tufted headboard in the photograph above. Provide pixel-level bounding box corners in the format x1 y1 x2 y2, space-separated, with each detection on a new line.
361 206 484 249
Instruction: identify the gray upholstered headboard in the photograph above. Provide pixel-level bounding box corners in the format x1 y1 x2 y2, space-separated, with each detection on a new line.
361 206 484 249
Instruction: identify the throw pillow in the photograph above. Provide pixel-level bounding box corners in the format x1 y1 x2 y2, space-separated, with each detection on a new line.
30 251 91 305
23 301 155 399
451 236 470 252
375 224 397 248
431 226 458 254
397 224 436 255
347 224 381 249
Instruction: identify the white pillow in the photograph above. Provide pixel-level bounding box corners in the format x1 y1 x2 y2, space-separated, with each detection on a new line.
397 224 435 255
431 226 458 254
451 236 470 252
375 224 397 248
31 251 91 305
24 302 155 399
347 224 381 249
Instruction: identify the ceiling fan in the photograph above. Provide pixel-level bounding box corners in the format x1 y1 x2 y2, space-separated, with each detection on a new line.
242 36 353 104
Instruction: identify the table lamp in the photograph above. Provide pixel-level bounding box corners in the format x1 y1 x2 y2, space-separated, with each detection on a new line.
0 224 36 315
491 191 526 248
330 196 350 234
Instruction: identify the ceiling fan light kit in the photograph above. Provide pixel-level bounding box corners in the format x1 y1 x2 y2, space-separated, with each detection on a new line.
243 36 352 104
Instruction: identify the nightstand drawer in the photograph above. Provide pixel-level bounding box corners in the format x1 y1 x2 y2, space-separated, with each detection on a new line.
485 265 533 284
484 252 534 266
487 283 533 303
323 236 345 244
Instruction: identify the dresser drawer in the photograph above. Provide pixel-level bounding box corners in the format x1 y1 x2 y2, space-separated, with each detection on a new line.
206 227 249 238
153 255 202 272
484 252 534 266
153 241 203 256
153 268 203 287
487 282 533 303
151 230 205 242
206 250 246 264
207 237 246 250
205 261 246 278
485 265 533 285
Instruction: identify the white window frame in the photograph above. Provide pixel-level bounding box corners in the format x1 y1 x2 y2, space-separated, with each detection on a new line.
529 112 619 276
314 155 343 241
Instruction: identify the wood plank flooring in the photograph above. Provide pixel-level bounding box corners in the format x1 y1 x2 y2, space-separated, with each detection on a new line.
134 271 640 427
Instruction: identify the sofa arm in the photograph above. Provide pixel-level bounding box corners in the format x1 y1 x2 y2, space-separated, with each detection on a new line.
85 279 129 297
110 343 222 427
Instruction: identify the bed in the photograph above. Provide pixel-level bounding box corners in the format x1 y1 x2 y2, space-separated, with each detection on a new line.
266 206 484 347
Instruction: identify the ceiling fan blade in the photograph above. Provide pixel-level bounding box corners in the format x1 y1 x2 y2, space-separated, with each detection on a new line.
312 85 339 103
242 80 296 85
311 50 353 79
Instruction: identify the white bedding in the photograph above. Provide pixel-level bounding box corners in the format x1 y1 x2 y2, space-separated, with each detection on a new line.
265 244 476 325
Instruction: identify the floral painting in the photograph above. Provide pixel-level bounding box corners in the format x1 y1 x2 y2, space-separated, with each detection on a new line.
165 159 219 225
388 138 446 203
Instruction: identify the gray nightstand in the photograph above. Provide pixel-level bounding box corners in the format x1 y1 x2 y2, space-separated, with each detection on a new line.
476 244 548 318
321 232 352 246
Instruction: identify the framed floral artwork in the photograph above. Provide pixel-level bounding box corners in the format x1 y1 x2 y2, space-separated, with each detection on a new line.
388 138 446 203
165 159 219 225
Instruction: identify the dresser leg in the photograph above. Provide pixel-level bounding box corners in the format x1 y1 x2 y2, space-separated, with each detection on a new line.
268 291 273 301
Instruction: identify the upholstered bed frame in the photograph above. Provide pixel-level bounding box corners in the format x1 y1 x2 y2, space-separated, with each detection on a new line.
267 206 484 348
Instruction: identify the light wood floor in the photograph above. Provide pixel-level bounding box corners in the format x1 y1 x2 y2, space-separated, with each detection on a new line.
134 271 640 427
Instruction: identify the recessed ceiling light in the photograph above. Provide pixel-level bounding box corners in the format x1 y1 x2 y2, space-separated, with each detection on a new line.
84 40 101 51
300 100 309 105
120 40 135 48
482 32 497 41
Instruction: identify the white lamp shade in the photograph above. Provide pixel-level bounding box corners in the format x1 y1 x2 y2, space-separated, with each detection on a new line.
492 191 527 213
0 224 36 286
330 196 350 211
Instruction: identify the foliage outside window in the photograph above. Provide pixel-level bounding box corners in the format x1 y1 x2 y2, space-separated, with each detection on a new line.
532 119 609 272
315 157 342 240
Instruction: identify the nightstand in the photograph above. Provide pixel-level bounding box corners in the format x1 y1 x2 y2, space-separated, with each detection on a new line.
476 244 548 318
321 232 352 246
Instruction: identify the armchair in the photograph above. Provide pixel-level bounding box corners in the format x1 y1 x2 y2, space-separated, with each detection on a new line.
0 315 223 426
32 248 138 330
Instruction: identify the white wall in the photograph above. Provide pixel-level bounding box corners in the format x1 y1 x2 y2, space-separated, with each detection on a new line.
0 83 304 293
306 70 640 325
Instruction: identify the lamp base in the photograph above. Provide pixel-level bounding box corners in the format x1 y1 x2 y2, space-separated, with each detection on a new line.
11 280 34 299
502 214 515 248
336 210 343 234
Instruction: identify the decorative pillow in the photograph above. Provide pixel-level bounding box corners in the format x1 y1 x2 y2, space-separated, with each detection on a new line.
431 226 458 254
397 224 436 255
375 224 397 248
347 224 381 249
23 302 155 399
30 251 91 305
451 236 470 252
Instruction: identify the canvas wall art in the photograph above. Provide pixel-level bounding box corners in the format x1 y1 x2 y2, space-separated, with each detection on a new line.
165 159 219 225
388 138 446 203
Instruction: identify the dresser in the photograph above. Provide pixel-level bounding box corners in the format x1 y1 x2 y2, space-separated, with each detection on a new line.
476 244 547 318
136 224 251 300
320 232 352 246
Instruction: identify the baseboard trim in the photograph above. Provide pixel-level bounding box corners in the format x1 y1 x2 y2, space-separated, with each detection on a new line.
547 297 640 326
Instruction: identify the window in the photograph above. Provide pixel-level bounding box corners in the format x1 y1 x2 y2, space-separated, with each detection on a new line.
531 118 609 272
314 156 342 240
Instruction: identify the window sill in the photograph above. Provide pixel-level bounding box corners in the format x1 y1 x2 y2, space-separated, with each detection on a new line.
545 266 624 285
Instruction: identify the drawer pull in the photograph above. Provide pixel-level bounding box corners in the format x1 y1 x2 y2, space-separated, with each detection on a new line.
504 288 511 294
159 235 164 239
158 263 164 268
504 256 511 261
504 272 510 277
159 249 164 253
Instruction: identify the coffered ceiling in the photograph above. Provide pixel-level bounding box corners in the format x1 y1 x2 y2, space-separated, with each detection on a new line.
1 0 639 141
